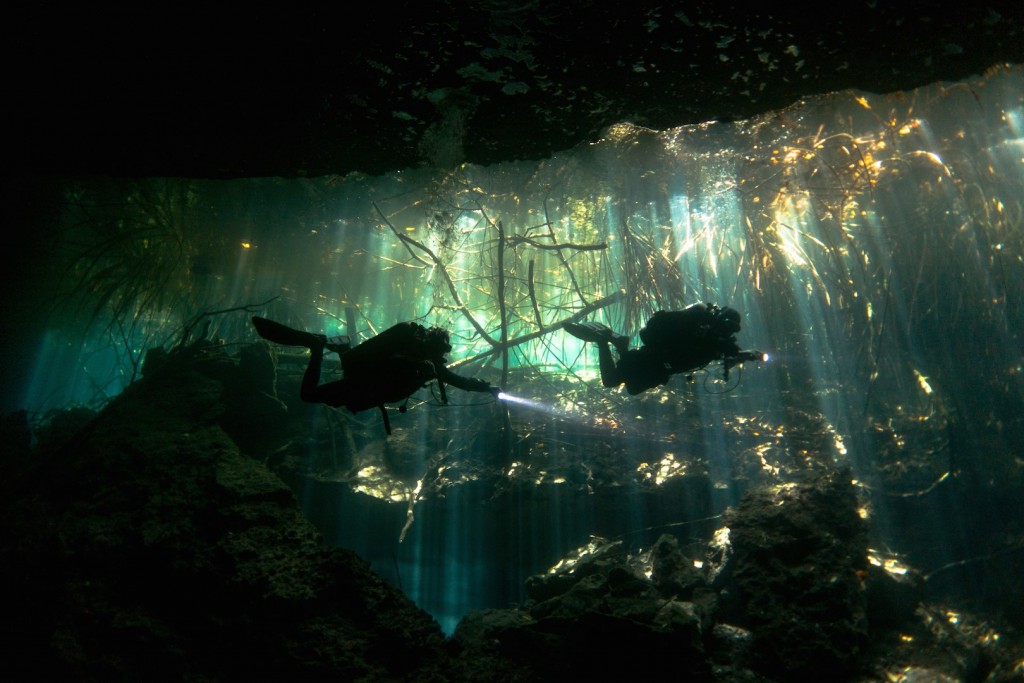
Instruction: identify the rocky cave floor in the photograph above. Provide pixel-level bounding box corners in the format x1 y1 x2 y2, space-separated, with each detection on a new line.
2 337 1022 682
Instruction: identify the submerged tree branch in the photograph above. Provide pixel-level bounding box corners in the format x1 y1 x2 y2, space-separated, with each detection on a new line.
375 202 498 346
505 235 608 251
528 259 544 331
181 296 281 347
543 199 588 304
495 219 509 387
451 290 624 367
377 198 619 384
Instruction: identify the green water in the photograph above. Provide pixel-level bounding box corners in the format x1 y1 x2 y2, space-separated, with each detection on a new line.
8 67 1023 634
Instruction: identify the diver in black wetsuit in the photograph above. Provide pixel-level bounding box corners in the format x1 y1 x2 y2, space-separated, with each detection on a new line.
563 303 765 395
252 317 499 433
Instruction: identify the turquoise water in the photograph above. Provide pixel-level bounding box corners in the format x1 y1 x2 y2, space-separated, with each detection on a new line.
8 67 1023 634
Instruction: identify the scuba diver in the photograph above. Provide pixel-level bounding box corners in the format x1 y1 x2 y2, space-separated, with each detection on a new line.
563 303 766 395
251 317 499 434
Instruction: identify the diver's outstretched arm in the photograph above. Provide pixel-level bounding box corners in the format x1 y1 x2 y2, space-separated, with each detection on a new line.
436 365 495 395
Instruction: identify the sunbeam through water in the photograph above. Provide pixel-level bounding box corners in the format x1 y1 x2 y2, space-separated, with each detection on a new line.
6 67 1024 665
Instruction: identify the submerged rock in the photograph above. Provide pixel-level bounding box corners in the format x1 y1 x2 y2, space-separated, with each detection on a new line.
4 339 1022 682
724 468 870 679
0 344 447 681
452 536 711 681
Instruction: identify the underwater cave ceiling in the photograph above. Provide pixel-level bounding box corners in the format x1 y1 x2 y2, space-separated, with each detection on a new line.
10 2 1024 179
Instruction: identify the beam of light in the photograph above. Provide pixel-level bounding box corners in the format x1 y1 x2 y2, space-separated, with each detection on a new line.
12 68 1022 645
497 391 578 420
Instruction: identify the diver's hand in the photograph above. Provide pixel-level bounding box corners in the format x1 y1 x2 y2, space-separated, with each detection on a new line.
732 349 767 364
722 350 767 380
488 385 503 398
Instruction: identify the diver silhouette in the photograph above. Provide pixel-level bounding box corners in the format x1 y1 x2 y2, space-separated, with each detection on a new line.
563 303 765 395
252 317 499 434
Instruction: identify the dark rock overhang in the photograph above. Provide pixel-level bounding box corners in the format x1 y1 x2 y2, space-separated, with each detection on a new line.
6 1 1024 179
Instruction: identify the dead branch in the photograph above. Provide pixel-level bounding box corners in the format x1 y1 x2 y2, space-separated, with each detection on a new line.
528 259 544 330
375 202 499 346
495 219 510 386
181 296 280 347
505 235 608 251
543 199 589 303
450 290 624 367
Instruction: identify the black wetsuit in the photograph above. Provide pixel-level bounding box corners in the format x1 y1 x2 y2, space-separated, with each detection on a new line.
301 321 492 413
598 304 742 395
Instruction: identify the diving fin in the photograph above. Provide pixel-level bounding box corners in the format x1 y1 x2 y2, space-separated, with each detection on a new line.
252 316 319 348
